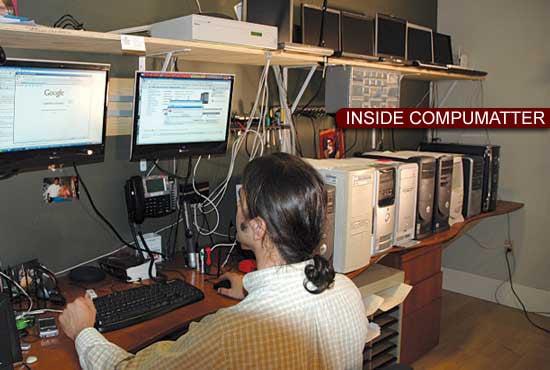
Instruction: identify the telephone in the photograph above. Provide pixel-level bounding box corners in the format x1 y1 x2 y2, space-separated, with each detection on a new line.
125 175 178 224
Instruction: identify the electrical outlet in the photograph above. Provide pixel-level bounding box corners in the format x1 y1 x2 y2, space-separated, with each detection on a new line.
504 239 513 253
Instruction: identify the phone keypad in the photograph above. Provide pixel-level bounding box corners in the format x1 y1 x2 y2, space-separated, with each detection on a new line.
144 195 175 218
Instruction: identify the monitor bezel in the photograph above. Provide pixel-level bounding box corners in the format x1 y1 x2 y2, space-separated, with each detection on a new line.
130 71 235 162
375 13 408 60
0 58 109 174
406 22 434 63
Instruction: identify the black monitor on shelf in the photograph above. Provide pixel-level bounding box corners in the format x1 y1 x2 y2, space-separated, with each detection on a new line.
301 4 341 52
375 13 407 61
130 71 234 161
407 23 434 63
433 32 454 65
339 11 376 59
0 59 109 176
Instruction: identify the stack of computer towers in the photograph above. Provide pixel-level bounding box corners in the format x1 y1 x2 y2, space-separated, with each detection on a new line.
358 152 436 240
419 143 500 212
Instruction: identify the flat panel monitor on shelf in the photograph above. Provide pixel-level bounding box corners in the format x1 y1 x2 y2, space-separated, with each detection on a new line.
0 59 109 175
130 71 234 161
433 32 454 65
243 0 294 44
375 13 407 61
340 11 376 58
407 23 434 63
301 4 341 52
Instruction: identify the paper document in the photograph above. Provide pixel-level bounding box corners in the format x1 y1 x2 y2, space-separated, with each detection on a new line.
377 283 413 312
363 294 384 316
365 322 381 343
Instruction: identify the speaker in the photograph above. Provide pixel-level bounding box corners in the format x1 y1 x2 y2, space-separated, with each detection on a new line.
0 293 22 370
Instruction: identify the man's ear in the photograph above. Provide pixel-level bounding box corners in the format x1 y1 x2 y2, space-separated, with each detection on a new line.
250 217 267 241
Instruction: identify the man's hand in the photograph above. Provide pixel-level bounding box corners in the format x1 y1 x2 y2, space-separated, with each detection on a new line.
216 272 246 300
59 295 96 341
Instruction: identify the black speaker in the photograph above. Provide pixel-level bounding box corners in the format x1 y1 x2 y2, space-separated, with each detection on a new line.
0 293 22 370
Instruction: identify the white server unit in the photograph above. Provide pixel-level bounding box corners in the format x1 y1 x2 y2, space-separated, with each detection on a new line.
150 14 278 50
306 159 374 273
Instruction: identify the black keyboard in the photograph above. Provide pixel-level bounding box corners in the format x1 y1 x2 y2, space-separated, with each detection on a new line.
93 279 204 333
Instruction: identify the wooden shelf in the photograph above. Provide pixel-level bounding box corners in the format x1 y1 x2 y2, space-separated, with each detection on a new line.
0 24 486 80
347 200 524 279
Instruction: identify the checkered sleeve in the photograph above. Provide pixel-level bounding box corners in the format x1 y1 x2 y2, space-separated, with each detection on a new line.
75 312 228 370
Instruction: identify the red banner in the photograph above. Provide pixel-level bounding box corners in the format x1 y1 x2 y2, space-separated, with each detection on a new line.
335 108 550 129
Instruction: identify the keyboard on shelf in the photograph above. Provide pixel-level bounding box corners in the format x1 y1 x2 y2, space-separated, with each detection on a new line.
93 279 205 333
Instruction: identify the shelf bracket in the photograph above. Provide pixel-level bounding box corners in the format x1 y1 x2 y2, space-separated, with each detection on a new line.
438 81 458 107
291 64 317 114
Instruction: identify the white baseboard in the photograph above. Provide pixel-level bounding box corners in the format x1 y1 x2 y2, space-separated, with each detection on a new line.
442 267 550 316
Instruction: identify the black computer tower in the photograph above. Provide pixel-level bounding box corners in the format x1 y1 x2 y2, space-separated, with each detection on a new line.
419 143 500 212
0 293 22 370
357 153 436 240
462 156 483 218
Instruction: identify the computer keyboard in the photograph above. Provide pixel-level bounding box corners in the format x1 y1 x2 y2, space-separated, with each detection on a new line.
93 279 205 333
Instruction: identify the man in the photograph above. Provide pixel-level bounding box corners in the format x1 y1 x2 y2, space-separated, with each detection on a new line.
44 177 61 202
60 153 368 369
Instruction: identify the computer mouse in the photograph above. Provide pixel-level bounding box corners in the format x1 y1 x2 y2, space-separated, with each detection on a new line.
213 279 231 290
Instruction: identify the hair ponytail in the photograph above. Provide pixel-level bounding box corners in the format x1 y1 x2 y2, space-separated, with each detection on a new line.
303 255 335 294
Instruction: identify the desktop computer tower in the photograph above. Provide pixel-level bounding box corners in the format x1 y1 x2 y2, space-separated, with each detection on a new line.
347 158 416 249
391 162 419 246
415 152 454 233
0 293 22 370
462 156 483 217
306 159 374 273
449 156 464 225
370 164 397 255
419 143 500 212
357 152 435 240
320 184 336 265
339 159 396 255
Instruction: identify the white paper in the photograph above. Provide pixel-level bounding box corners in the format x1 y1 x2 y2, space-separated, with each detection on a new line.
126 261 157 282
363 294 385 316
365 322 381 343
377 283 413 312
121 35 146 53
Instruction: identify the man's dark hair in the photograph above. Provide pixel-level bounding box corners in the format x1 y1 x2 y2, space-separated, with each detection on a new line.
54 177 60 181
241 152 335 294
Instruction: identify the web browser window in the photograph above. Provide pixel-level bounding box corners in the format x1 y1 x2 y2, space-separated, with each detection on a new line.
0 66 106 153
135 73 233 146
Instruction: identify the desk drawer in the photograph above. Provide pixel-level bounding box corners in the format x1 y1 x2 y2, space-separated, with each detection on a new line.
401 246 442 284
380 244 442 285
400 298 442 364
403 271 442 316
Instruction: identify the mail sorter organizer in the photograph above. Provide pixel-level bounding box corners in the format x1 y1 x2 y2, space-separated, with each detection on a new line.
352 264 412 370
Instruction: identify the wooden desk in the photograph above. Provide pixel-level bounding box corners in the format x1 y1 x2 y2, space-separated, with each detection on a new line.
23 201 524 369
23 266 237 370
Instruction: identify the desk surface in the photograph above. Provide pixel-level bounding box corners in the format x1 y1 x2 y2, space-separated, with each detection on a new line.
23 266 236 370
22 200 524 369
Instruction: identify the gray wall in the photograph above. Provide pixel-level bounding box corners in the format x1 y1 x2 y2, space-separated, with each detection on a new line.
0 0 434 272
437 0 550 296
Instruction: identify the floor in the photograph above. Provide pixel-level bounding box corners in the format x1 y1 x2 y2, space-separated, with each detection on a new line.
411 290 550 370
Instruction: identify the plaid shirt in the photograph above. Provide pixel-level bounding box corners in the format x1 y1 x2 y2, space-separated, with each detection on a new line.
76 261 368 370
